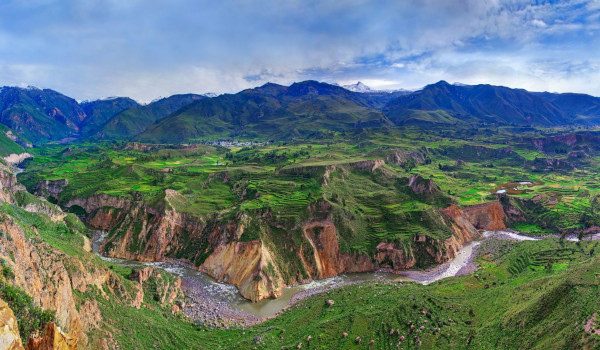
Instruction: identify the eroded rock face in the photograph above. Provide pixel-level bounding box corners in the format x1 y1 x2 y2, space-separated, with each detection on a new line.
25 322 77 350
21 201 67 223
374 242 416 269
201 240 284 302
349 160 385 173
0 299 24 350
33 179 69 200
462 201 507 231
438 205 479 261
408 174 441 195
75 190 484 302
303 220 375 279
386 150 427 167
3 153 32 165
0 219 82 342
127 267 182 308
0 170 26 194
0 217 118 348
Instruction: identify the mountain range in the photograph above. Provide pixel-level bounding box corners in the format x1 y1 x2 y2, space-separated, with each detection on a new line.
1 80 600 146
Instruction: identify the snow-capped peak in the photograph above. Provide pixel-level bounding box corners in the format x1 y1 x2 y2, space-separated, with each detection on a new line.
343 81 374 93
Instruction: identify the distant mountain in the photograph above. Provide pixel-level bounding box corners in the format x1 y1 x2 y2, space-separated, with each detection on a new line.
384 81 568 126
80 97 140 136
0 86 86 144
136 80 392 143
343 81 411 94
0 86 206 144
343 82 377 93
99 94 205 139
535 92 600 124
342 82 412 108
3 81 600 145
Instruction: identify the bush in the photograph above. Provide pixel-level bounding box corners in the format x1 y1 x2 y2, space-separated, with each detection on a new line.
0 283 55 340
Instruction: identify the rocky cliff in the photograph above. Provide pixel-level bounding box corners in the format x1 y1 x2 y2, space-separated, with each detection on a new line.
462 201 508 230
0 299 24 350
33 179 69 200
0 209 182 348
68 187 488 302
25 322 77 350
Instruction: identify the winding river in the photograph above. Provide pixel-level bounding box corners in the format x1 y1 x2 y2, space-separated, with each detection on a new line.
92 230 598 320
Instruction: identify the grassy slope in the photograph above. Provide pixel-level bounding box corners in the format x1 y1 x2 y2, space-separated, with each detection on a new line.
4 199 597 349
0 124 25 157
100 94 204 139
69 238 600 349
80 97 140 136
22 126 600 235
137 90 391 143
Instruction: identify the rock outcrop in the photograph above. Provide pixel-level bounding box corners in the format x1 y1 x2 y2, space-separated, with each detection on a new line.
25 322 77 350
408 174 441 195
462 201 507 230
33 179 69 200
0 299 24 350
3 153 32 165
0 219 83 343
374 242 415 269
349 160 385 172
0 170 26 193
303 220 375 278
128 267 182 307
386 150 427 166
438 205 480 260
201 240 284 302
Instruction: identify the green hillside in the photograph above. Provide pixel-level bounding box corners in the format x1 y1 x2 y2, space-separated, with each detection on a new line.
80 97 140 136
99 94 205 139
137 81 392 143
0 124 26 157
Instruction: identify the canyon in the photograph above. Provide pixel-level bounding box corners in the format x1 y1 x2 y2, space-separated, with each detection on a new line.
60 181 511 302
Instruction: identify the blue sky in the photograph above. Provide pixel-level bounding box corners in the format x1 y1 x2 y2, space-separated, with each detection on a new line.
0 0 598 102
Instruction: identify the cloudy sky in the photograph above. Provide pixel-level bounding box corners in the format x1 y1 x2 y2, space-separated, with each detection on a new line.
0 0 598 102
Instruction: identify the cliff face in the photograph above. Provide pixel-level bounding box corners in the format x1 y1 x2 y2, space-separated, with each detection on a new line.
0 299 24 350
439 205 480 260
0 167 26 203
0 219 85 343
408 174 441 195
0 214 182 348
67 193 206 262
71 190 490 302
201 240 284 302
25 322 76 350
461 201 507 231
303 220 375 278
33 179 69 200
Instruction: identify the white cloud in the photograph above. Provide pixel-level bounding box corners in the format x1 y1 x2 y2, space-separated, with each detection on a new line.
0 0 598 99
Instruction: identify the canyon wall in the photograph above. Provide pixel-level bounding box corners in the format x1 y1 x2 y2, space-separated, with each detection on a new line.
68 190 498 302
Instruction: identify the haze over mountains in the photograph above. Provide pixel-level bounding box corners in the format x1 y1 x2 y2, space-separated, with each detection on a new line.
1 80 600 147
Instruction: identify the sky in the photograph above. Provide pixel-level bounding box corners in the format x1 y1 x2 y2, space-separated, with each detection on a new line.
0 0 598 102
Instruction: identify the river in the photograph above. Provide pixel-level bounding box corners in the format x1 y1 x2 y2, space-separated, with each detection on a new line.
91 229 599 322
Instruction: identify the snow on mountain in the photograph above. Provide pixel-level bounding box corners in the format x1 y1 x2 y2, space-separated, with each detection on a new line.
342 81 411 94
343 81 375 93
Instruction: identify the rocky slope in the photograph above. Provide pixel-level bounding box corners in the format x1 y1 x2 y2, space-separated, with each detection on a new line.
0 164 184 348
62 185 512 302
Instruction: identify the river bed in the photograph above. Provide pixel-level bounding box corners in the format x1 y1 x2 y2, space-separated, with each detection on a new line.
91 229 600 324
